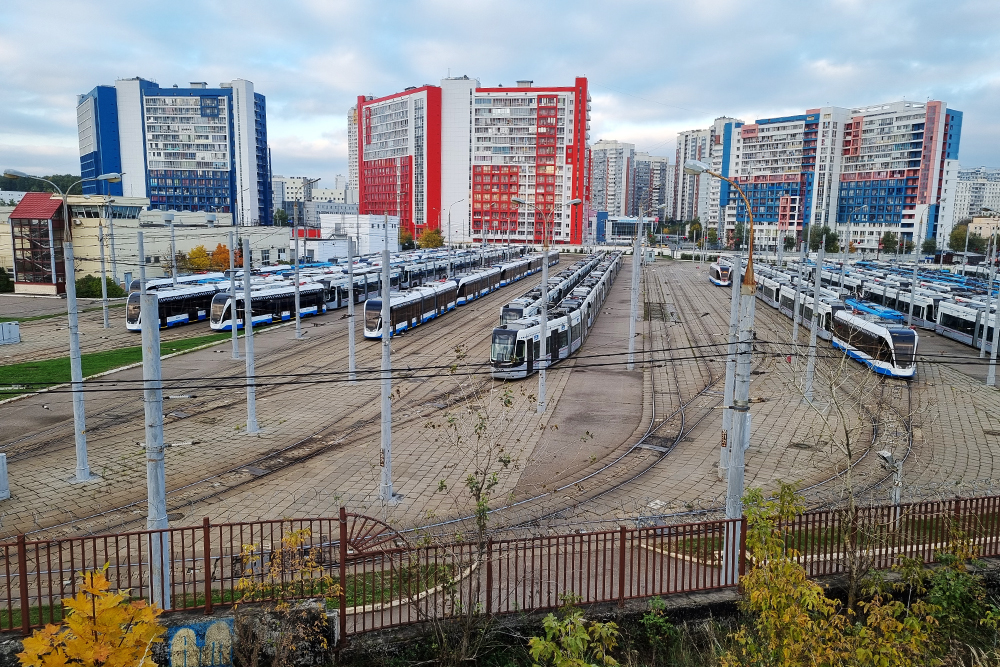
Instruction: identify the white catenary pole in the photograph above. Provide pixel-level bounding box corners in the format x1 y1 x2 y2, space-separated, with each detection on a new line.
169 218 178 288
293 198 302 339
229 231 239 359
379 214 397 503
348 234 356 383
721 254 741 480
908 256 919 328
109 210 118 284
98 222 109 329
539 212 551 412
792 240 806 345
627 213 642 371
140 289 170 610
242 238 258 434
981 234 996 358
61 193 93 483
804 243 825 401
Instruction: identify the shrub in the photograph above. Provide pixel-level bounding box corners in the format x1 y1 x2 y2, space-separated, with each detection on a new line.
75 275 125 298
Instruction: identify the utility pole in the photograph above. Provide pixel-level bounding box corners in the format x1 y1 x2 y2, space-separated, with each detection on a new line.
139 276 170 610
98 222 109 329
109 210 118 285
721 253 742 480
981 233 997 358
804 242 825 401
229 231 239 359
628 212 642 371
347 234 356 384
379 213 398 505
166 213 177 288
292 198 302 339
242 238 258 434
792 238 806 345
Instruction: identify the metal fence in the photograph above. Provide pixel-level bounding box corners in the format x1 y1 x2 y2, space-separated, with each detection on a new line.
1 494 998 637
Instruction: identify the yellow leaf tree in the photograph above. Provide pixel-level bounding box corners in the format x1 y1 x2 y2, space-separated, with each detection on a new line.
417 227 445 249
186 245 211 271
18 566 165 667
209 243 231 272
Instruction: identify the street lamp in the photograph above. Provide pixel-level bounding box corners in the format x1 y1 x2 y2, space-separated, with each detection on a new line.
3 168 121 483
511 196 583 414
683 159 755 585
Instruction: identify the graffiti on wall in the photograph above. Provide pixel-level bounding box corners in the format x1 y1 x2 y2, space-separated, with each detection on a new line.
166 618 234 667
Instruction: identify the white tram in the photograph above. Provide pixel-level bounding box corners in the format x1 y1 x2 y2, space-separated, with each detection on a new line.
208 283 327 331
363 280 458 339
708 262 732 287
126 284 222 331
831 301 918 378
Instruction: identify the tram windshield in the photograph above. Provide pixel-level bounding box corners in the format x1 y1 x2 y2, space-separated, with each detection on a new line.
500 307 522 325
890 330 917 368
209 294 229 325
491 330 517 363
125 293 141 325
365 301 382 331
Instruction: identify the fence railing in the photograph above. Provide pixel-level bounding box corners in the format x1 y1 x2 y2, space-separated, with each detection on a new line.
1 494 999 637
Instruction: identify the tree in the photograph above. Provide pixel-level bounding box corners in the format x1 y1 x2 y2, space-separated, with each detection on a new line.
808 225 839 253
733 223 747 250
2 174 80 194
209 243 231 271
706 228 719 247
949 222 987 254
400 229 415 250
784 234 796 251
880 231 899 255
0 267 13 293
18 566 165 666
273 209 288 226
922 238 938 254
418 227 445 248
75 275 125 299
186 245 210 271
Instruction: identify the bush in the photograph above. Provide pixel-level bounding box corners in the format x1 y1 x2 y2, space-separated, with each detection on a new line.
0 267 12 293
75 274 126 298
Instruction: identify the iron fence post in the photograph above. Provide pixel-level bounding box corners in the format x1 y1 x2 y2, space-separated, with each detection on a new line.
339 507 348 647
485 537 493 616
16 534 29 635
203 517 213 615
618 526 626 608
739 518 748 582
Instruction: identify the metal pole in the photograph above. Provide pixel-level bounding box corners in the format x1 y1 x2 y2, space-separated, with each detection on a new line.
98 222 109 329
139 231 146 295
981 234 997 359
229 231 239 359
792 240 805 345
169 221 178 288
448 209 453 277
963 224 971 276
140 290 170 610
242 237 258 434
627 213 642 371
539 213 550 412
908 254 919 328
379 213 396 503
348 235 356 384
293 198 302 339
109 211 118 285
61 195 93 483
804 243 824 401
988 271 1000 385
721 254 741 480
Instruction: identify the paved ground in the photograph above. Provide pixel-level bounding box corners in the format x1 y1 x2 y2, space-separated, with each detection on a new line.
2 254 1000 541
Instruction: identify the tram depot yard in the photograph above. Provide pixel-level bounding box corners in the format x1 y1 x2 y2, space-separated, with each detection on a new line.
1 250 1000 542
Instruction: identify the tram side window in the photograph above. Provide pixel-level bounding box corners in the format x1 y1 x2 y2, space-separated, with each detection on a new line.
571 321 583 342
556 328 569 350
941 311 975 335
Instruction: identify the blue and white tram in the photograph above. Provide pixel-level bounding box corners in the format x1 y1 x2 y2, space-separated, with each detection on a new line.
209 283 327 331
363 280 458 339
125 284 221 331
831 305 918 378
455 267 502 305
935 299 994 350
490 253 623 379
128 272 226 292
709 262 732 287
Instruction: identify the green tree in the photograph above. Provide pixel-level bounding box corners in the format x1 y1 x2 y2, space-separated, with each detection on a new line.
880 231 899 254
706 228 719 247
922 238 938 254
783 234 796 251
75 275 125 299
733 222 747 250
949 222 987 253
273 208 289 226
0 267 13 293
808 225 839 252
1 174 80 194
417 227 444 248
400 229 415 250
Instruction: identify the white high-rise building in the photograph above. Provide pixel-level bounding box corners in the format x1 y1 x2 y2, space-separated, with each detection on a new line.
591 140 635 216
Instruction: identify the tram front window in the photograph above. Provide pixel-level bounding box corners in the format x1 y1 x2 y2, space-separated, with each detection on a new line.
500 308 522 325
890 330 917 368
365 301 382 331
491 330 517 364
125 294 141 325
210 295 228 325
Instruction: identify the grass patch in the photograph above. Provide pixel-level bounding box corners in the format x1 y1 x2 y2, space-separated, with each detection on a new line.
0 331 235 398
0 302 127 324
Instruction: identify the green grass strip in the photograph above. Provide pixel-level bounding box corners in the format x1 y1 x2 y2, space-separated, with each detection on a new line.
0 331 234 398
0 302 127 324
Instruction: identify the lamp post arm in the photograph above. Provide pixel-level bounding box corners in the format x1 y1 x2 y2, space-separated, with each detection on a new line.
706 170 755 288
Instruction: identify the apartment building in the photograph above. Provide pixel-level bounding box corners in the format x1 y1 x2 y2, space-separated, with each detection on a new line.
722 100 962 252
673 118 741 226
943 166 1000 228
350 76 591 245
76 78 272 225
591 140 634 216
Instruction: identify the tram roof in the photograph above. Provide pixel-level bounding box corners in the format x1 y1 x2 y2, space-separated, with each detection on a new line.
845 299 904 322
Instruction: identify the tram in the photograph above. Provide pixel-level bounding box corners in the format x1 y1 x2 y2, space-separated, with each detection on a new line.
363 280 458 339
209 283 327 331
709 262 732 287
125 284 222 331
831 301 918 378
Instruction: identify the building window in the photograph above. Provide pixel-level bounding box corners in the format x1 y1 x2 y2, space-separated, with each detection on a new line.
261 250 270 263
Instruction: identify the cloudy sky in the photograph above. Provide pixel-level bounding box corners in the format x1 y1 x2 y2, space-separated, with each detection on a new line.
2 0 998 185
